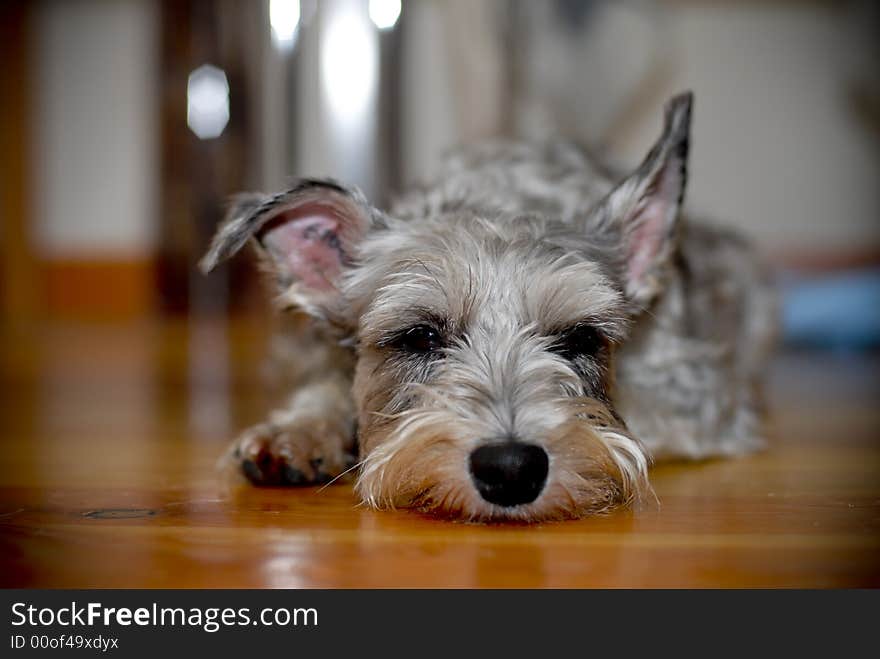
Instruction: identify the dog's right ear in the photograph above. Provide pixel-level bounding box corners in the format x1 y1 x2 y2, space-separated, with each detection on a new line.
200 178 384 314
586 92 692 307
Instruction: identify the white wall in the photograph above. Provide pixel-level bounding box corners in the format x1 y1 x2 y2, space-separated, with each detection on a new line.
402 1 880 257
615 4 880 255
400 0 458 186
33 0 158 258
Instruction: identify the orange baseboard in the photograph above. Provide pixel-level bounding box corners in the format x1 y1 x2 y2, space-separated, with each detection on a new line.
775 248 880 273
11 247 880 322
41 258 156 319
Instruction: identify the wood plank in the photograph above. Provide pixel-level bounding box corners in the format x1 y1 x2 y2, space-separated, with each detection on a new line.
1 319 878 587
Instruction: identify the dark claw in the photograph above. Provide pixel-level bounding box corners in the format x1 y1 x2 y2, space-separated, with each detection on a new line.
283 464 308 485
309 458 332 484
242 459 264 484
309 458 333 485
256 449 274 469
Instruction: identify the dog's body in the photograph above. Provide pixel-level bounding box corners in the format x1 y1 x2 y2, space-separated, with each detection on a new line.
202 93 776 521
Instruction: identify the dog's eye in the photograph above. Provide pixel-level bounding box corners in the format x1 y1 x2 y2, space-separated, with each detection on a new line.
552 324 604 361
395 325 444 353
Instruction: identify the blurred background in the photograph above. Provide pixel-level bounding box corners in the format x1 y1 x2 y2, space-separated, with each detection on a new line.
3 1 879 589
1 0 879 342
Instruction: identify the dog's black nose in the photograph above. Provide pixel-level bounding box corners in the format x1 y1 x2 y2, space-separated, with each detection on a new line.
469 443 549 507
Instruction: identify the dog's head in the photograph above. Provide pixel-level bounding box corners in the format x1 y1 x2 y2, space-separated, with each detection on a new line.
202 93 691 521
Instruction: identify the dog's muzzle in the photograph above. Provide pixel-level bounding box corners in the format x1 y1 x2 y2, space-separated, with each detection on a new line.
468 443 549 507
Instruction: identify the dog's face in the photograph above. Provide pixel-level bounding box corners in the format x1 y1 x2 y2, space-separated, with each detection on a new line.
202 94 692 521
347 213 646 520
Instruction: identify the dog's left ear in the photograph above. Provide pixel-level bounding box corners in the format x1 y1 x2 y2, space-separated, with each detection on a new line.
200 178 385 317
589 92 692 306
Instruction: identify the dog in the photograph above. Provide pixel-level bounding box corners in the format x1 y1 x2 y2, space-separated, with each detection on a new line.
201 92 776 521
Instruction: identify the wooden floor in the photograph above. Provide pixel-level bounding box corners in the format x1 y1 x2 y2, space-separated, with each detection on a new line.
1 318 878 588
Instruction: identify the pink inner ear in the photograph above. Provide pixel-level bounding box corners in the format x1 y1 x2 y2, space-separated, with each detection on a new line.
262 210 344 292
625 157 682 294
626 199 670 291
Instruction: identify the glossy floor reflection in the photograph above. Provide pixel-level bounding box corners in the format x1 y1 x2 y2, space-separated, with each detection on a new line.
1 319 878 587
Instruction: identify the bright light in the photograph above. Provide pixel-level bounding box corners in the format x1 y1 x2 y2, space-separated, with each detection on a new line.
368 0 401 30
322 5 377 126
186 65 229 140
270 0 300 48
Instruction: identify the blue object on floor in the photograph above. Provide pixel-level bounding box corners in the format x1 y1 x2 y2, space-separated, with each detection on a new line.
782 268 880 350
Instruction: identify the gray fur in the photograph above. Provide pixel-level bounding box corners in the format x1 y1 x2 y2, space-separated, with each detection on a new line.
204 92 776 521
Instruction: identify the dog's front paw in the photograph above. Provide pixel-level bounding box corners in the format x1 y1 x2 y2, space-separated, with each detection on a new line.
232 420 356 487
